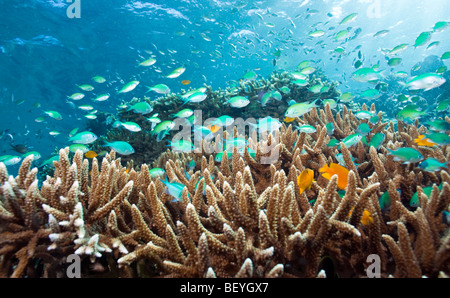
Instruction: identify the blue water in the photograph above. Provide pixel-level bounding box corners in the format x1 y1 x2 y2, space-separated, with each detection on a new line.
1 0 449 172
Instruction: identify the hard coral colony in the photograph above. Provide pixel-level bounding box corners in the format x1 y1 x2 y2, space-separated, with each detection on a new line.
0 95 449 278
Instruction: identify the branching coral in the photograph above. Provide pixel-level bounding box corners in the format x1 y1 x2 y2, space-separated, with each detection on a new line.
0 103 449 278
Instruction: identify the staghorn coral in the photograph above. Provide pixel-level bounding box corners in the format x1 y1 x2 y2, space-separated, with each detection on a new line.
0 103 449 278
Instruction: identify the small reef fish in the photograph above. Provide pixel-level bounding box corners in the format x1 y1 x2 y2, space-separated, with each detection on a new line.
160 177 186 202
418 158 448 172
0 155 22 166
319 163 349 190
351 68 383 83
147 84 170 94
171 109 194 118
405 73 446 91
297 169 314 194
103 141 135 155
69 93 85 100
69 144 89 153
360 210 373 225
84 151 98 159
148 167 165 178
127 102 153 114
92 76 106 83
181 80 191 85
387 147 424 164
409 184 443 207
369 133 385 150
69 131 98 144
139 58 156 66
118 80 139 93
424 132 450 146
296 124 316 134
285 100 318 118
78 84 94 91
227 96 250 108
414 135 437 147
44 110 63 120
166 66 186 79
168 139 194 153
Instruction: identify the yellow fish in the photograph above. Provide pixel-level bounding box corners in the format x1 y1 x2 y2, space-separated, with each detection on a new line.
284 117 296 123
297 169 315 194
319 163 349 190
181 80 191 85
361 210 373 225
414 135 437 147
84 150 97 159
207 124 221 134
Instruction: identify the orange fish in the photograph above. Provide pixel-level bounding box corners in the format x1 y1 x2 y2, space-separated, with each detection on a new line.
361 210 373 225
181 80 191 85
414 135 437 147
284 117 295 123
207 124 221 134
319 163 349 190
297 169 315 194
84 150 97 159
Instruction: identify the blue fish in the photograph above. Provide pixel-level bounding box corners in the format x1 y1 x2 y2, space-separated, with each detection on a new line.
160 177 187 202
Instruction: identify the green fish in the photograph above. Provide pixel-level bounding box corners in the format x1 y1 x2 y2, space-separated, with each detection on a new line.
387 147 424 164
335 30 350 41
433 21 449 32
184 91 207 104
360 88 380 100
293 79 308 87
339 13 358 25
285 100 318 118
166 66 186 79
300 67 316 75
436 99 450 112
418 158 448 172
93 94 110 102
308 84 323 94
119 121 142 132
354 110 373 120
357 123 371 135
147 84 170 94
308 30 325 38
388 43 409 55
148 167 165 178
152 120 175 135
441 52 450 60
339 92 354 102
296 125 316 134
243 70 257 81
68 93 85 101
44 110 63 120
373 30 389 38
92 76 106 83
326 122 335 135
118 80 139 93
69 144 90 153
139 58 156 67
160 177 186 202
426 120 450 132
340 133 363 148
409 184 443 207
425 132 450 145
69 131 98 144
227 96 250 108
214 151 233 162
387 58 402 67
78 84 94 91
327 139 339 147
406 73 446 91
168 140 194 153
352 68 383 82
369 133 385 150
127 102 153 114
378 192 391 210
414 31 432 48
104 141 135 155
171 108 194 118
396 106 427 121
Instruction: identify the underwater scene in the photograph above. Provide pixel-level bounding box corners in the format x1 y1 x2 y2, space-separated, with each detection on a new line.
0 0 449 279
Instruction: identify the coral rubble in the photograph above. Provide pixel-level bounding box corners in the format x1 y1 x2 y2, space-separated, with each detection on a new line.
0 102 449 278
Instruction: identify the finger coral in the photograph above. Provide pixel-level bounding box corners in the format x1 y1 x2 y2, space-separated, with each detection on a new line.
0 103 449 278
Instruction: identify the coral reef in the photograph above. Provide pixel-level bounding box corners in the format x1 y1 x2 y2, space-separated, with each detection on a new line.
0 102 449 278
